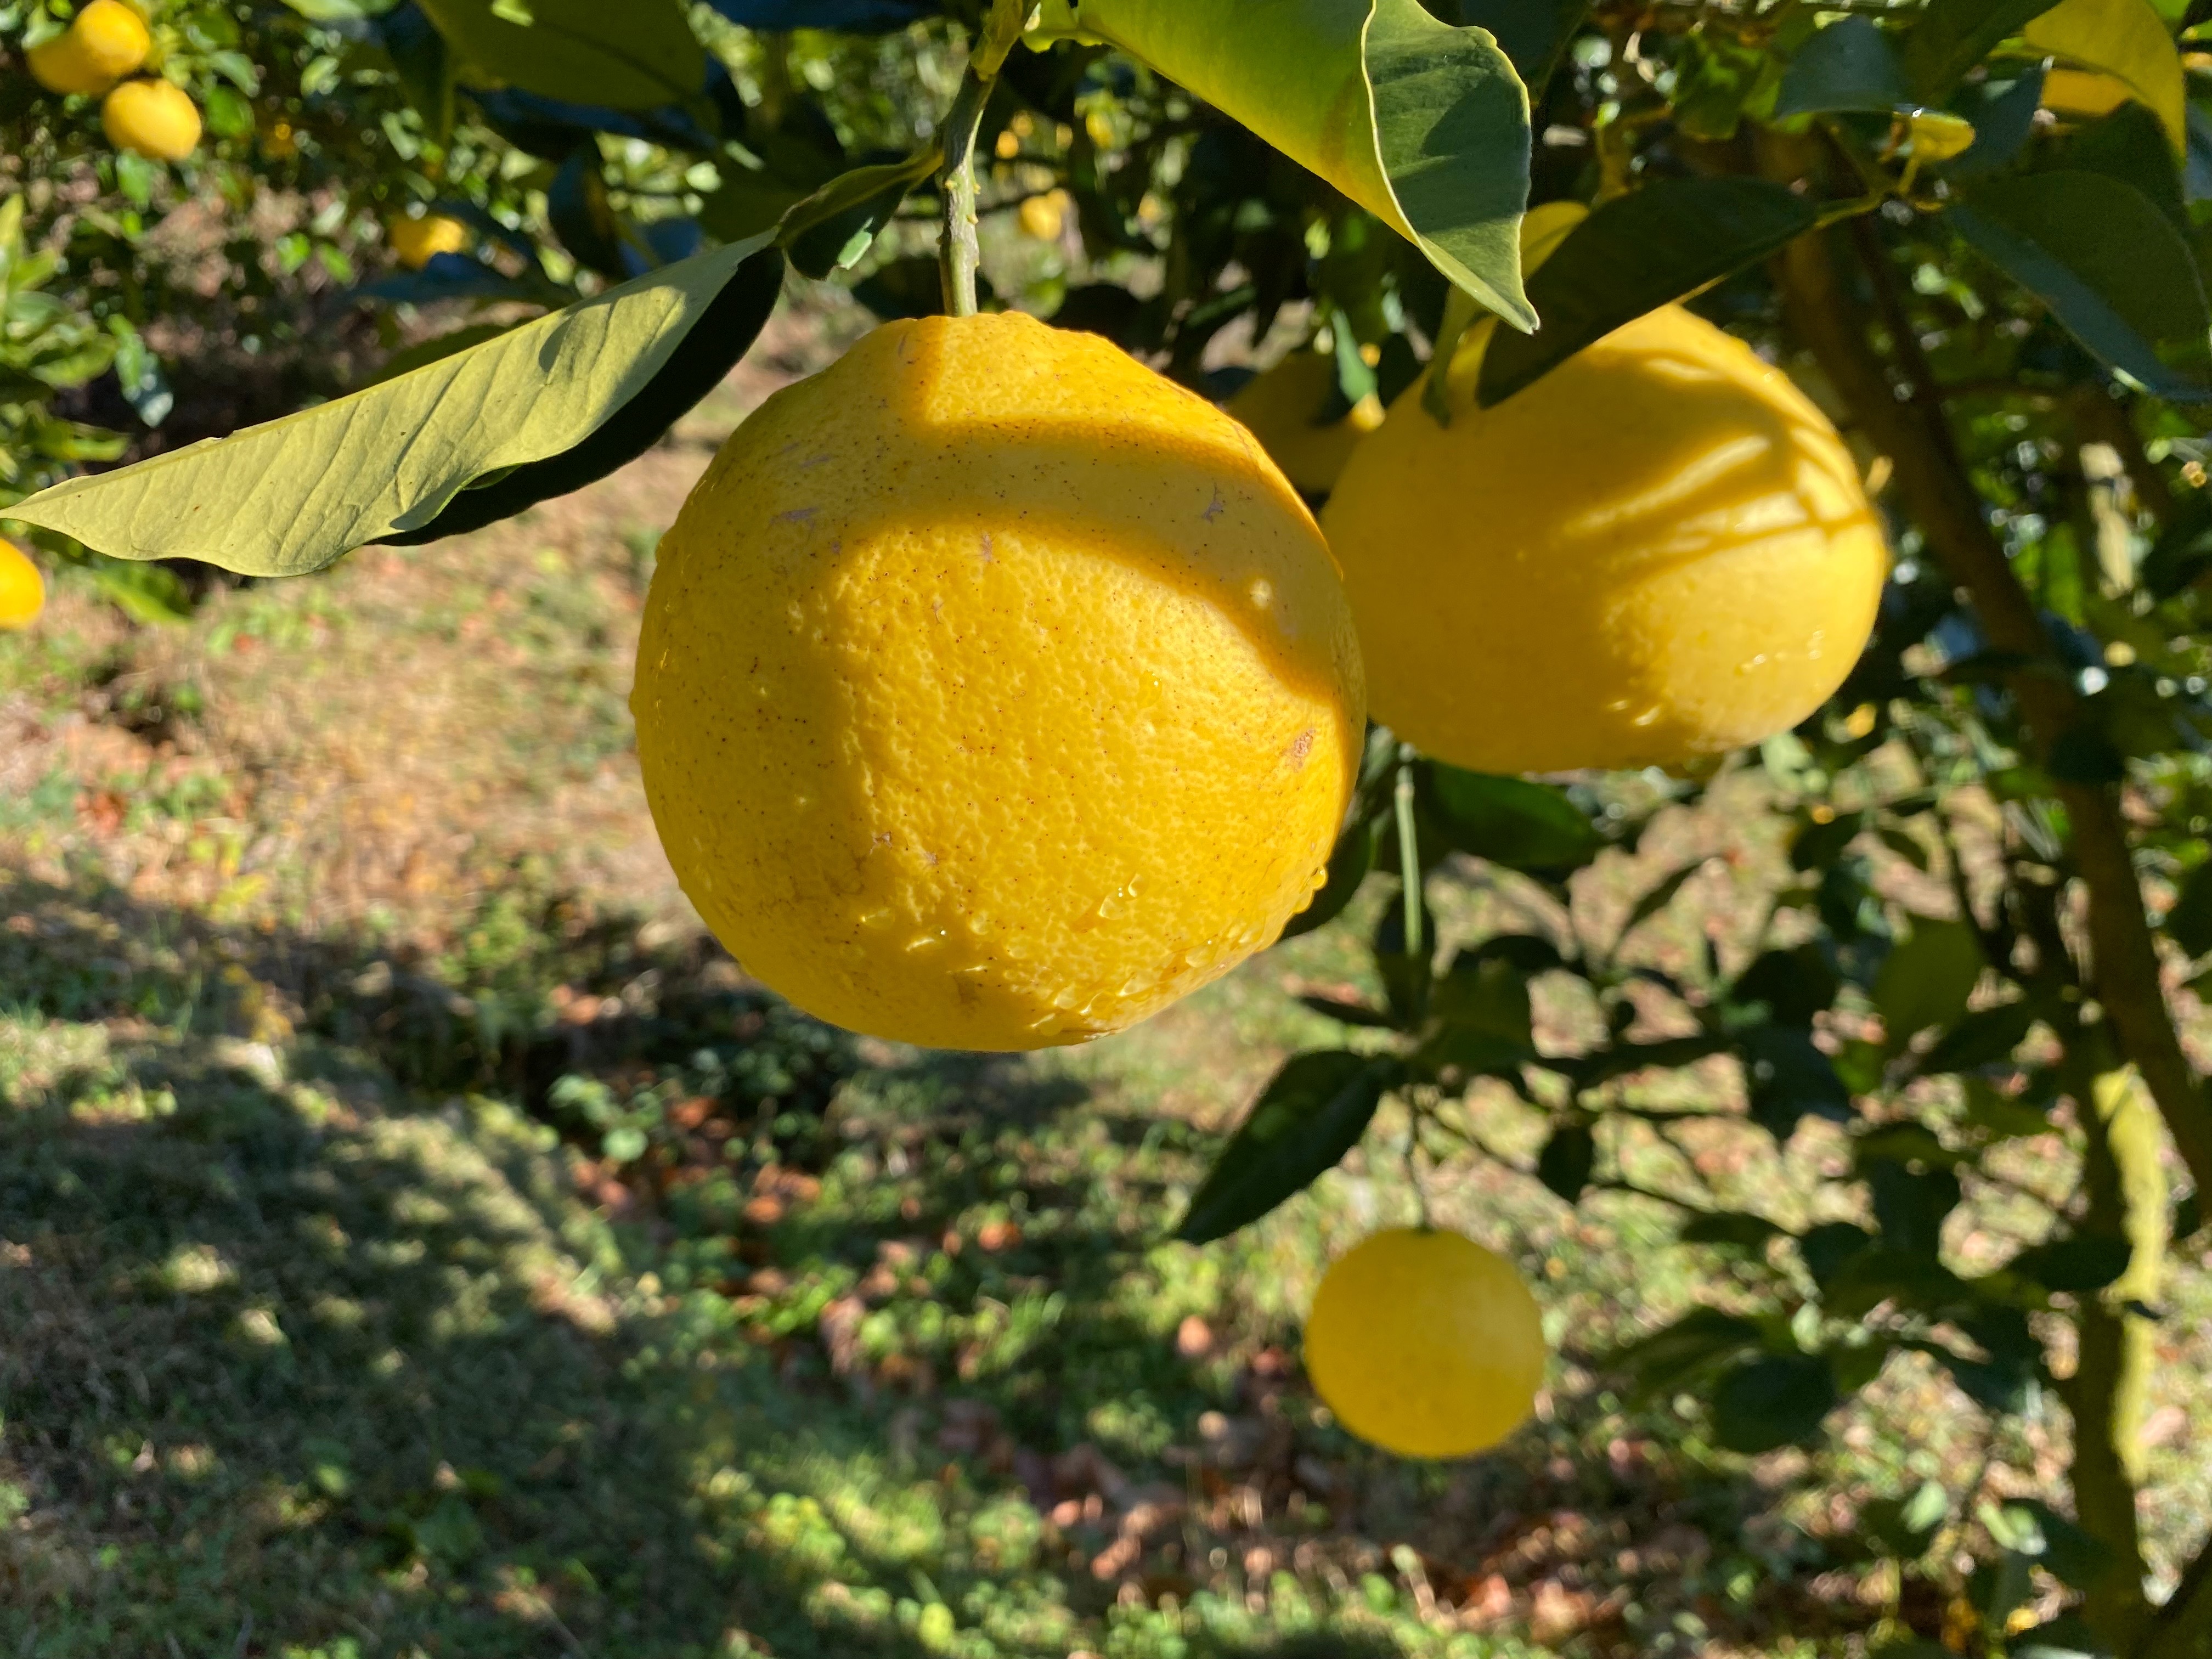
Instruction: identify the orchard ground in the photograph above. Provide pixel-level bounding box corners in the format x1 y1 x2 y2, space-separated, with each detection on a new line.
2 295 2207 1659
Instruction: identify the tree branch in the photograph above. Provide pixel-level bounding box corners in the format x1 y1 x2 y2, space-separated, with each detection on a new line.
1756 132 2212 1223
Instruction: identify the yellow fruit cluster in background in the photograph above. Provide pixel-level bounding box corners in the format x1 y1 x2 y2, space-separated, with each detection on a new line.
388 213 472 270
24 0 199 160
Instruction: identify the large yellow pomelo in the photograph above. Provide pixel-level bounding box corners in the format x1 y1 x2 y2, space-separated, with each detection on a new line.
0 540 45 630
388 213 471 270
1304 1228 1547 1459
102 77 200 160
1322 302 1887 774
634 311 1365 1051
28 0 149 95
1226 351 1384 500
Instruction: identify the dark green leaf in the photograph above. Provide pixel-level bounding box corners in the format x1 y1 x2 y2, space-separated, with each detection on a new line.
2057 102 2187 231
1616 860 1707 951
1901 0 2061 103
1536 1124 1594 1202
1790 810 1866 872
1799 1220 1873 1288
1822 1245 1972 1319
1477 178 1820 407
1999 1504 2115 1591
1435 0 1588 92
2164 860 2212 957
1423 765 1602 871
1601 1307 1764 1400
1867 1160 1962 1258
1950 171 2210 400
2005 1234 2133 1293
1281 815 1378 941
1680 1212 1784 1251
1873 918 1985 1048
1739 1025 1853 1139
1774 15 1906 117
1920 999 2041 1074
780 153 939 279
1455 933 1566 975
1297 995 1396 1028
1175 1052 1397 1243
1944 68 2045 178
419 0 708 110
1732 946 1839 1027
1711 1353 1837 1454
1430 952 1533 1048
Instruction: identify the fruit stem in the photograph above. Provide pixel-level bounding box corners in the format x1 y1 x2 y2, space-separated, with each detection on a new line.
935 0 1030 318
1393 749 1422 965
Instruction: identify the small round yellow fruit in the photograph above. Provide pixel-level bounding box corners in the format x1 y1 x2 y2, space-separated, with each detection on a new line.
634 311 1365 1051
27 0 150 96
1305 1228 1547 1460
388 213 471 270
1322 303 1887 774
1017 188 1070 242
1226 352 1384 500
102 77 201 161
0 540 47 631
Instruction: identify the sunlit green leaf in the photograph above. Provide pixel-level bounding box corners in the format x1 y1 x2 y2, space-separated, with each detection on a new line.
1175 1052 1399 1242
418 0 707 110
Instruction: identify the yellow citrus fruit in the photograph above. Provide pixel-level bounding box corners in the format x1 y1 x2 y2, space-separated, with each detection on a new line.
388 213 472 270
634 311 1365 1051
1304 1228 1547 1460
1226 351 1384 500
2040 66 2136 121
1017 188 1070 242
1322 303 1887 774
27 0 150 95
102 77 200 160
0 540 47 631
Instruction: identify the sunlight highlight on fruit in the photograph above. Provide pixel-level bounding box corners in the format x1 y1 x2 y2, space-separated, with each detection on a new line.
1323 303 1887 774
634 311 1365 1052
1304 1228 1547 1460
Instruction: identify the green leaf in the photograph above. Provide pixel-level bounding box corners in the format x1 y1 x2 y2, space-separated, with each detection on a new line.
1477 178 1820 407
1798 1221 1873 1288
1422 765 1602 871
1738 1025 1852 1139
1867 1160 1962 1259
1430 951 1533 1048
1950 171 2210 399
1175 1052 1398 1242
1436 0 1587 91
417 0 708 111
1774 15 1906 117
777 151 941 280
1710 1352 1838 1454
1873 918 1985 1048
2006 1234 2134 1292
9 237 782 574
1536 1124 1594 1202
1901 0 2062 102
2057 102 2187 229
2025 0 2187 151
1280 816 1378 941
2163 859 2212 956
1029 0 1535 328
1998 1502 2115 1590
1680 1212 1784 1251
1615 860 1706 952
1731 945 1839 1028
1601 1307 1764 1400
88 557 194 624
1919 998 2041 1074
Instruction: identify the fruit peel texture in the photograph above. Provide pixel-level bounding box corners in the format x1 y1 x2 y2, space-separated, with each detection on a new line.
1324 303 1888 775
634 312 1366 1051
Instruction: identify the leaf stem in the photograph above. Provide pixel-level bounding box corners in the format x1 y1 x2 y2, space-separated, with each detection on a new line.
936 0 1030 318
1394 748 1423 965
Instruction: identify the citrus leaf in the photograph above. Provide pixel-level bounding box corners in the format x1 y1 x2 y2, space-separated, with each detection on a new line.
1029 0 1534 328
1601 1307 1763 1400
1711 1352 1838 1454
2024 0 2186 151
1421 765 1601 871
1175 1051 1398 1242
1774 15 1906 117
1918 998 2041 1074
1536 1123 1594 1201
1873 918 1985 1048
2164 859 2212 956
1739 1026 1853 1139
1476 177 1820 407
1438 0 1587 92
777 150 941 279
1950 170 2210 398
703 0 938 27
1901 0 2062 102
9 235 782 574
2005 1234 2134 1292
1616 860 1707 951
417 0 708 111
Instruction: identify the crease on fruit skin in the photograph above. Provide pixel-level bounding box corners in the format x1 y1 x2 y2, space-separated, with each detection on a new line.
634 312 1365 1051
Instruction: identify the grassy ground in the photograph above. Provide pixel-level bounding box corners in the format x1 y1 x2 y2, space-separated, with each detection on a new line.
2 300 2207 1659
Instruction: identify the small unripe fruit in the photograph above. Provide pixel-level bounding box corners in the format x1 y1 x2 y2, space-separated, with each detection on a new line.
27 0 150 96
388 213 471 270
103 77 201 161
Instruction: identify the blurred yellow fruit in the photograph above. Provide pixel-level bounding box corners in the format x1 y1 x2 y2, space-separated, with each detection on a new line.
0 540 47 630
27 0 150 96
634 311 1365 1051
1017 188 1070 242
1906 109 1977 161
1304 1228 1547 1460
1226 351 1384 500
102 77 200 160
2041 66 2136 120
1322 303 1887 774
388 213 471 270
